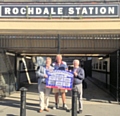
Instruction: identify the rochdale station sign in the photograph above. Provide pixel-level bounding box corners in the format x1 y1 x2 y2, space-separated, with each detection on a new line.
0 4 119 18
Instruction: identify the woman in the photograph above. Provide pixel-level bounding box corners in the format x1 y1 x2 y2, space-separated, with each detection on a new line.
36 57 53 113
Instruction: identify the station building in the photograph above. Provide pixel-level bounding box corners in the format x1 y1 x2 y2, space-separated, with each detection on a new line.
0 0 120 102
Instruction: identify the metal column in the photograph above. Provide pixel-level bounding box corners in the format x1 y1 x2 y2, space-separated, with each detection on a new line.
117 50 120 102
57 34 60 54
104 61 108 89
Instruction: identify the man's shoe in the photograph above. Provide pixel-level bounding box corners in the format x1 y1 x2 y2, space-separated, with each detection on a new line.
53 104 59 110
63 104 68 110
44 108 49 112
66 108 71 112
38 109 43 113
77 110 82 114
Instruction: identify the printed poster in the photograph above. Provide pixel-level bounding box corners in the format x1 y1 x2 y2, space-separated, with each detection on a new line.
46 70 74 90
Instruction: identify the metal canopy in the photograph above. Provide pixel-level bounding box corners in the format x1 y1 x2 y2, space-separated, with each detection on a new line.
0 34 120 54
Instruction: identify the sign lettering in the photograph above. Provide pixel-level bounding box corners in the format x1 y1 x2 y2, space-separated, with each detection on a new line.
0 4 119 17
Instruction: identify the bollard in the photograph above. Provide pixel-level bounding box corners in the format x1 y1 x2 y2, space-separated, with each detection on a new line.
71 86 77 116
20 87 28 116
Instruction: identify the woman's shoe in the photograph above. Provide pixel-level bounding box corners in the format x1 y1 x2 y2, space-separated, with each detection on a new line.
38 109 43 113
44 108 49 112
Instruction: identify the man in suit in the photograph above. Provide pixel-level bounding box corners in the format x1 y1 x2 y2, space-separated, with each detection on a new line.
72 59 85 114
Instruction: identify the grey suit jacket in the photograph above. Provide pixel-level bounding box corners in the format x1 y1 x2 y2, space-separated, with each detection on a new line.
73 67 85 85
36 65 54 85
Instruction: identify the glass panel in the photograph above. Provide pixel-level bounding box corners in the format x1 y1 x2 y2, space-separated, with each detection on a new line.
0 53 16 98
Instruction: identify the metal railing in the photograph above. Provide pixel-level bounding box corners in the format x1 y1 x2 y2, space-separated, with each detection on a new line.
0 34 119 52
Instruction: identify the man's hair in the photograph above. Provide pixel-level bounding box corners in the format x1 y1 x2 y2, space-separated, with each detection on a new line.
73 59 80 65
56 54 62 59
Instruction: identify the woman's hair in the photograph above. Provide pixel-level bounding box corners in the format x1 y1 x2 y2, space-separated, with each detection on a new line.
46 57 52 61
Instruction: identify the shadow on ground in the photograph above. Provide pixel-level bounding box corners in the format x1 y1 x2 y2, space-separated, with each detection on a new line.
25 78 116 103
6 114 19 116
82 78 116 103
0 98 39 112
0 98 62 113
46 115 56 116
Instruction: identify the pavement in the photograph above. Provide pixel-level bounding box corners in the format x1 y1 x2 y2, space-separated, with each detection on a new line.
0 78 120 116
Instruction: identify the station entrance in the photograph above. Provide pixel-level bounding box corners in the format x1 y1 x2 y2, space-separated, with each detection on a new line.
0 17 120 102
0 33 120 102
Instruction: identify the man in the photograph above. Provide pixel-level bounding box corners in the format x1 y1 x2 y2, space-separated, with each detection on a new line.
72 59 85 114
52 54 68 110
36 57 53 113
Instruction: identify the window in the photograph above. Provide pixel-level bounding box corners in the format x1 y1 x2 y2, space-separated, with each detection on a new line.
96 63 98 69
94 64 96 69
103 61 107 70
99 62 102 70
